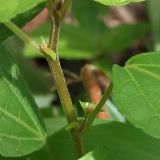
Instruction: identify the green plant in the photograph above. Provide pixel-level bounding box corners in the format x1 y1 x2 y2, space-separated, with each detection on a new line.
0 0 160 159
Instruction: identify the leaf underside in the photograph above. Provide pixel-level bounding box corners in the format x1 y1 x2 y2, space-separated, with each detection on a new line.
113 52 160 139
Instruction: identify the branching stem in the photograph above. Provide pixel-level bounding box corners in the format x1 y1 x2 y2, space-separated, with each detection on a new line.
47 0 84 158
80 82 113 133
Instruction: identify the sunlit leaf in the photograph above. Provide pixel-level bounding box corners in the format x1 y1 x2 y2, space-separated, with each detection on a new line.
94 0 145 5
113 52 160 138
0 2 45 43
0 0 44 22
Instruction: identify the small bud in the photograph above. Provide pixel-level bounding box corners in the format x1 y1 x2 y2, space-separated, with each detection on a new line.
40 36 56 61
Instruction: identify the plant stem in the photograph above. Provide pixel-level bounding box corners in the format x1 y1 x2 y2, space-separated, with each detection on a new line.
4 21 41 52
47 57 77 123
47 26 84 160
59 0 72 20
48 20 60 50
47 1 84 158
47 42 85 158
80 82 113 133
147 0 160 51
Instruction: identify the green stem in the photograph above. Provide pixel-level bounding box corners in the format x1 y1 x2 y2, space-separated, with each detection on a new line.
80 82 113 133
59 0 72 20
47 57 77 123
147 0 160 51
48 14 77 124
47 1 84 158
4 21 41 52
47 57 85 158
48 20 60 50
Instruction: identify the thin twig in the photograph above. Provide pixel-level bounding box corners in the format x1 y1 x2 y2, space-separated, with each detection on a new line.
80 82 113 133
4 21 41 53
59 0 72 20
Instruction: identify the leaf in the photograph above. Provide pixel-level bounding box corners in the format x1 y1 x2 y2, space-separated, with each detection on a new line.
3 118 160 160
113 52 160 139
72 0 109 29
94 0 145 5
4 37 53 95
79 152 95 160
18 58 52 95
0 2 45 43
103 23 149 53
23 0 149 60
0 44 46 157
0 0 44 22
24 22 149 59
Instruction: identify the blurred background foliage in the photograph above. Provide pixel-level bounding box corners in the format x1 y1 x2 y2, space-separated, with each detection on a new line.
1 0 158 119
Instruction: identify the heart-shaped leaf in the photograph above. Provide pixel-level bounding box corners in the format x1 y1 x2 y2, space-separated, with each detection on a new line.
94 0 145 5
113 52 160 138
0 44 46 157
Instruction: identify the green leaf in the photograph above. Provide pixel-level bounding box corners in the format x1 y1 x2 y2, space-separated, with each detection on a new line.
0 44 46 157
0 2 45 43
72 0 109 29
4 36 53 95
18 58 53 95
0 0 44 22
23 0 149 60
103 23 149 53
113 52 160 139
79 152 95 160
94 0 145 5
79 148 109 160
24 22 149 59
3 118 160 160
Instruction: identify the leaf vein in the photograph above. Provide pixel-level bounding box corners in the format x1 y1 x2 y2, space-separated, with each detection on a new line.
0 107 42 138
125 68 158 116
